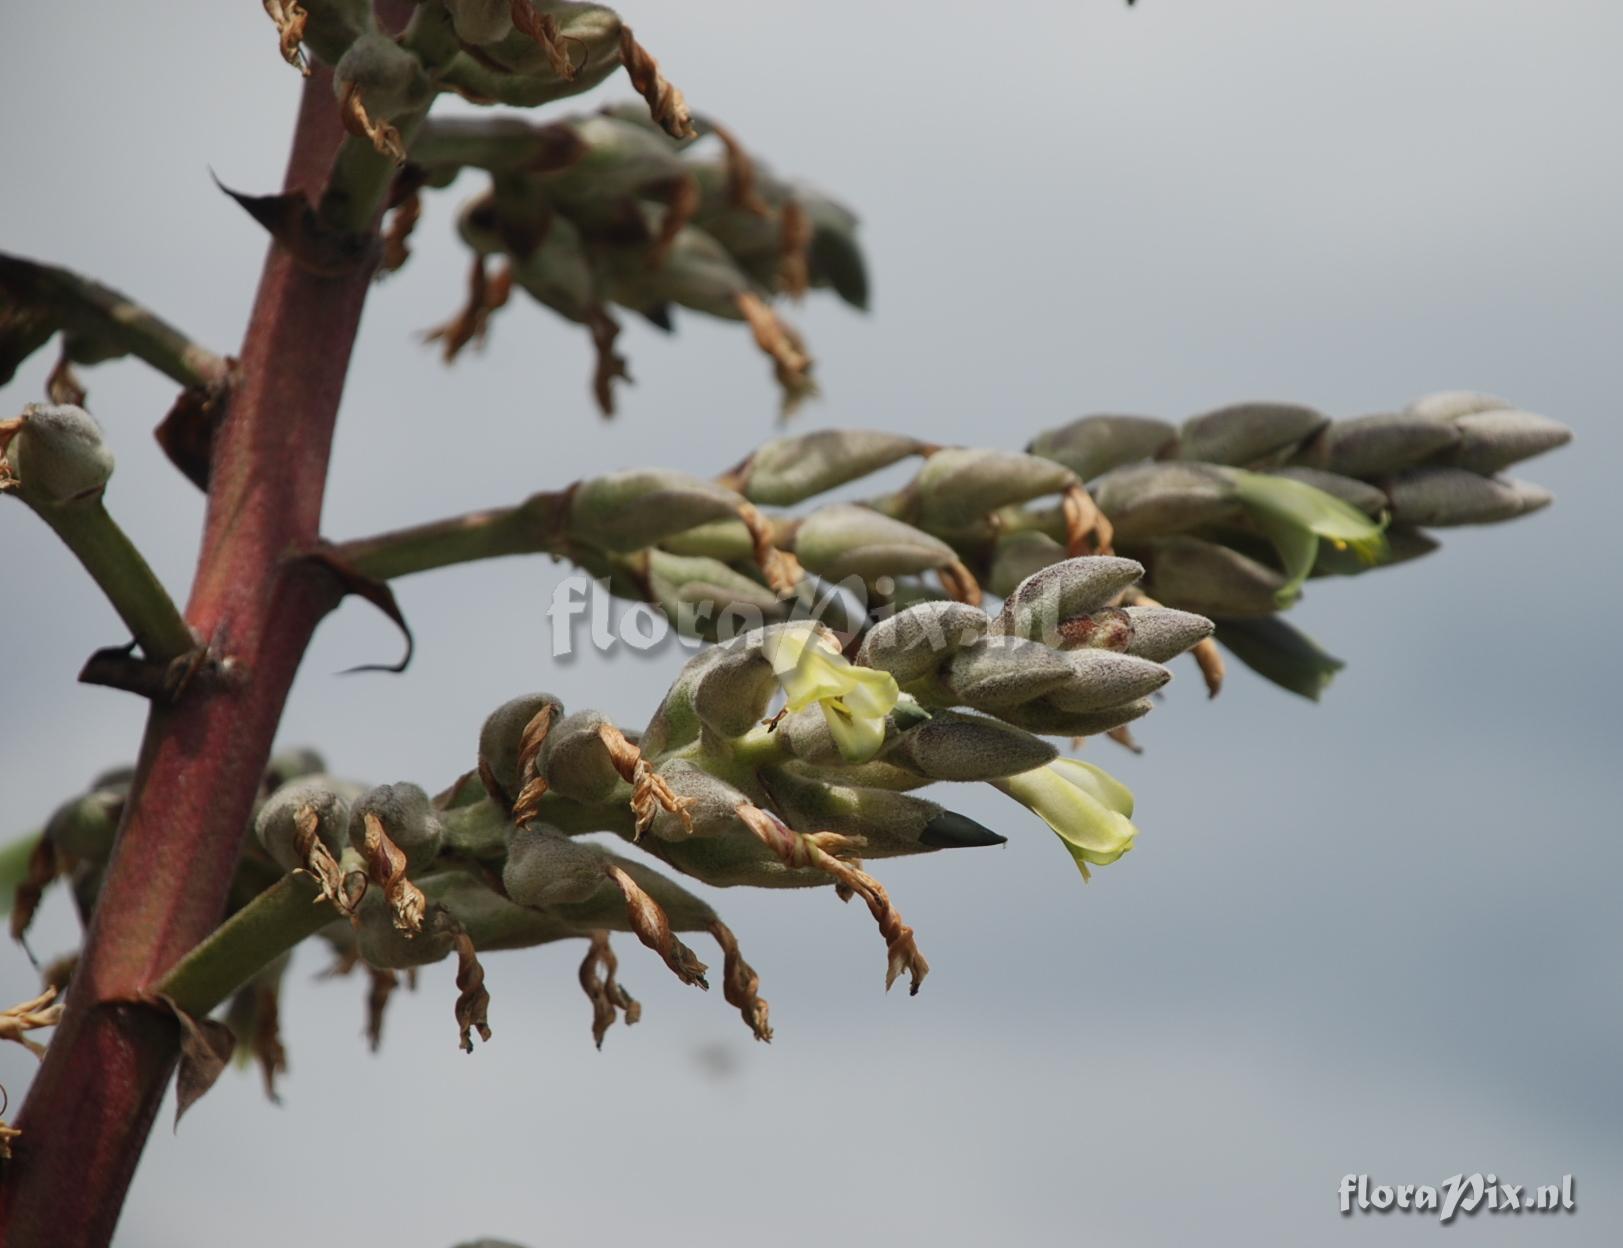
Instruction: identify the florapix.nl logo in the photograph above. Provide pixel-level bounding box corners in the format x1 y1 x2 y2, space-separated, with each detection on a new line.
1339 1173 1575 1224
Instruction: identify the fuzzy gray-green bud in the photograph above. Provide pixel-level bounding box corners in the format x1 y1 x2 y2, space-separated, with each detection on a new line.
446 0 515 45
793 504 957 581
1384 468 1543 527
1178 402 1327 466
1044 649 1171 713
538 710 621 803
999 696 1154 737
943 636 1075 710
885 711 1058 781
332 32 432 120
569 469 744 553
1089 462 1239 543
760 767 1005 859
264 747 328 792
914 448 1077 530
856 601 987 685
1404 390 1509 422
478 693 566 803
742 430 924 505
348 783 443 871
991 556 1146 641
354 891 456 969
691 637 781 738
647 761 753 842
1120 606 1215 662
1294 412 1460 477
1027 414 1178 481
256 779 351 872
1443 408 1573 475
988 531 1068 598
647 550 785 634
5 404 114 504
502 825 607 907
1145 537 1289 616
44 789 123 861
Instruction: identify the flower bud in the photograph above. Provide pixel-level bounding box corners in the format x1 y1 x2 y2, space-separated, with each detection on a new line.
1443 408 1572 475
793 504 957 581
1214 616 1344 701
569 468 744 552
502 824 608 907
999 696 1154 737
477 694 565 802
692 644 778 738
761 767 1005 859
804 192 869 309
1404 390 1510 422
256 779 350 872
1027 413 1178 481
1294 412 1460 477
914 448 1077 530
641 648 724 756
1384 467 1533 526
988 531 1068 598
4 404 114 504
1144 537 1289 617
1088 462 1239 543
446 0 515 45
44 789 123 862
856 601 987 685
991 556 1145 641
943 636 1075 710
646 761 754 841
354 890 456 969
885 711 1058 781
742 429 923 505
332 32 431 120
256 752 325 806
646 549 784 630
1178 401 1327 466
348 783 443 871
1043 649 1171 713
538 710 620 803
1119 606 1215 662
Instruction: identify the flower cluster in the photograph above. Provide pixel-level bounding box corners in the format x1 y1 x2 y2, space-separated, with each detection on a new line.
7 556 1212 1072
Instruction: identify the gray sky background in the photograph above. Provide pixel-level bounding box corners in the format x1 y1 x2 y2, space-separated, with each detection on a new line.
3 2 1621 1244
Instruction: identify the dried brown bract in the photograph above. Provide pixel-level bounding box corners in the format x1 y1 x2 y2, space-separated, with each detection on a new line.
619 26 696 140
709 921 771 1042
263 0 311 76
357 812 427 934
603 864 709 988
578 931 641 1049
733 804 929 994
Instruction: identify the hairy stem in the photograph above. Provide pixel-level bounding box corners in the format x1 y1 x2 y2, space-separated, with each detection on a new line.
338 489 571 580
0 28 408 1240
0 252 230 391
158 875 335 1018
25 499 194 661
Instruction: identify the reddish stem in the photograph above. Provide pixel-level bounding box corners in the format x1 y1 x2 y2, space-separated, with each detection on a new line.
0 64 380 1246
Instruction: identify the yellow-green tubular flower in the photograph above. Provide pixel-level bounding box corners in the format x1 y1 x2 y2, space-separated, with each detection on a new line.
762 624 900 763
995 759 1138 882
1227 468 1388 604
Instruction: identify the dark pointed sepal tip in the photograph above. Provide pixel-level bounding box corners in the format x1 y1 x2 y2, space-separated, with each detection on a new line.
919 810 1007 849
640 302 675 332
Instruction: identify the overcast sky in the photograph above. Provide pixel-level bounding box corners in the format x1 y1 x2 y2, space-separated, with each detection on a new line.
3 2 1620 1244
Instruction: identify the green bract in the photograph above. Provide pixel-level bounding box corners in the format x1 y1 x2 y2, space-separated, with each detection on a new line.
1227 468 1388 603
